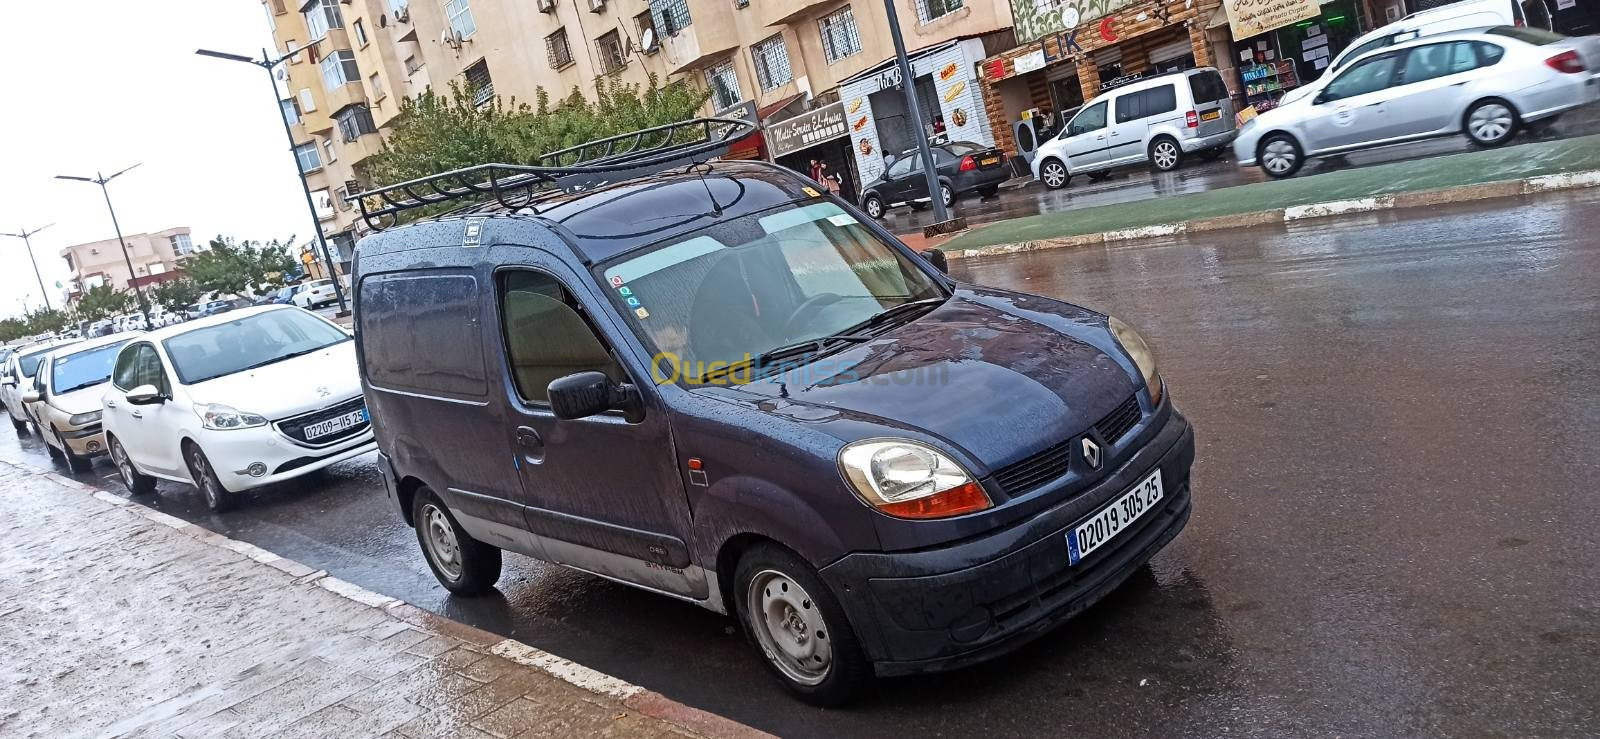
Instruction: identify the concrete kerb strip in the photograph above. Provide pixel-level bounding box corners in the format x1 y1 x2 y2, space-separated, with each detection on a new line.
944 168 1600 260
13 460 771 739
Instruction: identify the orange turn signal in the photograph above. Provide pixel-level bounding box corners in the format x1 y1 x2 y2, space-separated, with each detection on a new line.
876 481 992 519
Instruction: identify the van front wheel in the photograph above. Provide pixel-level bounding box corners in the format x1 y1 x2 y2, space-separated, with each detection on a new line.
413 489 501 596
736 544 870 706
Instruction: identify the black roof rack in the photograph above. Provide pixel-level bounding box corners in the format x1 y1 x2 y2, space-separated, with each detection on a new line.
350 115 756 232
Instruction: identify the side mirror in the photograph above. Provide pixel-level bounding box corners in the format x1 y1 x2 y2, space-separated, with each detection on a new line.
921 248 949 274
1313 91 1331 105
21 390 40 404
548 371 643 423
125 384 166 406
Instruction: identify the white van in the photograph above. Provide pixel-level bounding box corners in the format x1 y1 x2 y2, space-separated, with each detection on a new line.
1282 0 1555 104
1032 68 1236 189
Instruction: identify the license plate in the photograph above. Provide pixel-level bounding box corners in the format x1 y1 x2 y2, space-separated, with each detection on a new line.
303 407 368 440
1201 110 1222 121
1066 469 1163 565
980 156 1000 165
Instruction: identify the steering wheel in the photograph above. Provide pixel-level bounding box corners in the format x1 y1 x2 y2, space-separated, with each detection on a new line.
779 292 843 340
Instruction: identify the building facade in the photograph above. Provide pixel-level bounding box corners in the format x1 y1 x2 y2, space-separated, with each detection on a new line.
59 227 196 299
261 0 1019 239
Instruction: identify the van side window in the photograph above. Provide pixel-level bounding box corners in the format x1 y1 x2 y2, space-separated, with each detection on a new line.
358 273 488 398
1068 101 1107 136
112 345 140 390
499 271 624 405
1334 36 1392 73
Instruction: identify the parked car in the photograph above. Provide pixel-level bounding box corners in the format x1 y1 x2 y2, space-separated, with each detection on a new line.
1033 68 1236 189
859 140 1009 218
87 319 116 338
195 298 249 318
1 338 80 432
1236 27 1600 178
355 147 1194 705
112 313 149 333
24 332 142 472
293 279 339 310
101 305 374 512
257 284 303 306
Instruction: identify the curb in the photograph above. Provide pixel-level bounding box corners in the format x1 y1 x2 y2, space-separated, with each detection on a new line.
8 458 770 739
943 168 1600 260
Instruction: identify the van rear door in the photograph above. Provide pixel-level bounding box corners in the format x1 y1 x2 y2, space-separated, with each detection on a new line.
1188 71 1234 137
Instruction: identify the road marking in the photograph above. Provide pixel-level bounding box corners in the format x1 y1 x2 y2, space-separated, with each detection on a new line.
491 639 644 699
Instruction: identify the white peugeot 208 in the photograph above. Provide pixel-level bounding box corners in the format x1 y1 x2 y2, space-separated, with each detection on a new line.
101 305 374 511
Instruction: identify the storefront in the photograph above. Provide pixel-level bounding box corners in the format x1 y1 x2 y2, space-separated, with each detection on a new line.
979 0 1222 158
766 100 861 204
838 38 998 191
1222 0 1369 112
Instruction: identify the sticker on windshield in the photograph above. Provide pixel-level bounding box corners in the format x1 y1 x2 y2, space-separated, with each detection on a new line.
634 307 650 319
609 275 625 287
618 286 633 297
827 214 856 228
801 186 820 197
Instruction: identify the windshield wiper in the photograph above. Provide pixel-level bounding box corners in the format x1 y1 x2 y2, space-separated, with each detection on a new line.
56 379 110 395
702 334 875 383
836 296 946 337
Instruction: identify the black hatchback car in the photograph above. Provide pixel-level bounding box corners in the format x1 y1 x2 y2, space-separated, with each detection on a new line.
350 119 1194 705
859 140 1009 219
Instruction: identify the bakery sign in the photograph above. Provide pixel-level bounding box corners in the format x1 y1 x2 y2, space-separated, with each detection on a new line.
766 101 850 158
1012 0 1143 44
1223 0 1320 38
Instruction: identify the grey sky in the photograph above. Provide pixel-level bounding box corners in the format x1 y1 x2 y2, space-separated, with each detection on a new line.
0 1 306 321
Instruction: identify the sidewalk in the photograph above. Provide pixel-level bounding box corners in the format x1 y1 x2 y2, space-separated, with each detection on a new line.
942 132 1600 252
0 461 761 739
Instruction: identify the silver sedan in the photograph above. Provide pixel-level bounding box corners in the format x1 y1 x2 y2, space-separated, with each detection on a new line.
1235 26 1600 178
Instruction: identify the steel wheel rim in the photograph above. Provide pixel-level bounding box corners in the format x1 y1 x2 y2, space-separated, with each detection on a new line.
422 504 463 580
112 440 135 488
1043 163 1066 187
747 569 832 686
1263 140 1297 174
1154 142 1178 169
1469 104 1512 142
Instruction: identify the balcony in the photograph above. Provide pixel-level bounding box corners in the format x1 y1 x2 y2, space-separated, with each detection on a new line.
761 0 832 28
339 130 383 162
658 0 740 74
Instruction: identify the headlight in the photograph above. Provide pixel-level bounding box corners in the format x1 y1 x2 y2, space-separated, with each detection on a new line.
195 403 269 431
1108 316 1162 406
838 439 990 519
68 410 101 426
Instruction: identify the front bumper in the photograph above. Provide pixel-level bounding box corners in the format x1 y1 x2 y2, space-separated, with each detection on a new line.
60 423 107 457
819 408 1195 677
201 424 377 493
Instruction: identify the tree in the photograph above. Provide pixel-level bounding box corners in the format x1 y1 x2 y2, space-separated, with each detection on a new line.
184 235 298 297
148 277 204 314
0 318 28 343
75 285 134 322
22 307 70 335
366 75 709 202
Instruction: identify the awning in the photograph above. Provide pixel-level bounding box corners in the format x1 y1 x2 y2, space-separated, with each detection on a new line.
759 94 806 124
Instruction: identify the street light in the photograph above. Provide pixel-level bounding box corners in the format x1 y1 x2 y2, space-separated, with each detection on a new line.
55 165 153 322
0 223 56 312
881 0 952 227
196 44 349 314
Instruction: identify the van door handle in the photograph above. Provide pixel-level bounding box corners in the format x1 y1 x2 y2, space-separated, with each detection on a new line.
515 426 545 464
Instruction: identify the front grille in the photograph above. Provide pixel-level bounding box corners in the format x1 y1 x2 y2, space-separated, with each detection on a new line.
275 396 369 446
991 395 1142 497
1094 395 1142 445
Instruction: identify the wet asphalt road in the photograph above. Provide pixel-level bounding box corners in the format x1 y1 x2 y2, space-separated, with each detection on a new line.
6 189 1599 736
882 104 1600 237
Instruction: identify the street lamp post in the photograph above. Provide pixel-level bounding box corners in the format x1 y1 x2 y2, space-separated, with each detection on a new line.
55 166 153 322
0 223 55 312
882 0 951 226
195 45 348 314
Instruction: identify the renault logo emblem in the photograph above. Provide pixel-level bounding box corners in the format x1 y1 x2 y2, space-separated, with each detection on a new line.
1081 437 1103 470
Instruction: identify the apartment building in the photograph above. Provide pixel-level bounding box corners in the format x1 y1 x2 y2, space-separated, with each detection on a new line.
59 227 196 298
261 0 1017 252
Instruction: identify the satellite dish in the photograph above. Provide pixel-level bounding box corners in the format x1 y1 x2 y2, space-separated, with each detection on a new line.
1061 7 1080 28
640 27 657 53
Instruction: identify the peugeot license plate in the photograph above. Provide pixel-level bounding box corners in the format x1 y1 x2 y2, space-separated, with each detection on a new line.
1066 469 1163 565
303 407 368 440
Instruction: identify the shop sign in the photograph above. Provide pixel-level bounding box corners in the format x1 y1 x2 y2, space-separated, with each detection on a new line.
1014 49 1048 74
1223 0 1321 38
766 102 850 158
1012 0 1142 44
872 66 902 92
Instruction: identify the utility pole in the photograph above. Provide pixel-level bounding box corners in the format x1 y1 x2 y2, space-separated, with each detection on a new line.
195 45 348 314
882 0 950 225
0 223 55 311
55 166 153 322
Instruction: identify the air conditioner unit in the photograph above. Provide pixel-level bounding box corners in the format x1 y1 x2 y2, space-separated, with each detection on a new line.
537 0 556 12
588 0 605 11
393 7 410 22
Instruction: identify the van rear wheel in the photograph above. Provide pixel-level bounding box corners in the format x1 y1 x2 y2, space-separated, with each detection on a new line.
1149 137 1183 172
735 543 870 706
413 488 501 596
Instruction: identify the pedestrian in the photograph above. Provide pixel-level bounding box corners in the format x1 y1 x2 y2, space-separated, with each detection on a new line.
809 159 826 184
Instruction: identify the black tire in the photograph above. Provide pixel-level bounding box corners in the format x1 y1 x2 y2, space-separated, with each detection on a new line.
978 185 1000 198
109 434 157 496
412 488 502 596
44 433 63 459
908 202 929 211
56 430 92 473
1464 99 1518 147
938 182 954 209
9 409 26 433
1149 136 1184 172
735 543 870 706
1257 133 1305 179
862 194 886 219
1039 158 1071 190
1087 170 1113 182
185 443 233 513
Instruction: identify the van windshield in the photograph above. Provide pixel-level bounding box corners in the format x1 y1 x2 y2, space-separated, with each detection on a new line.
164 309 350 384
600 201 945 383
51 340 133 394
